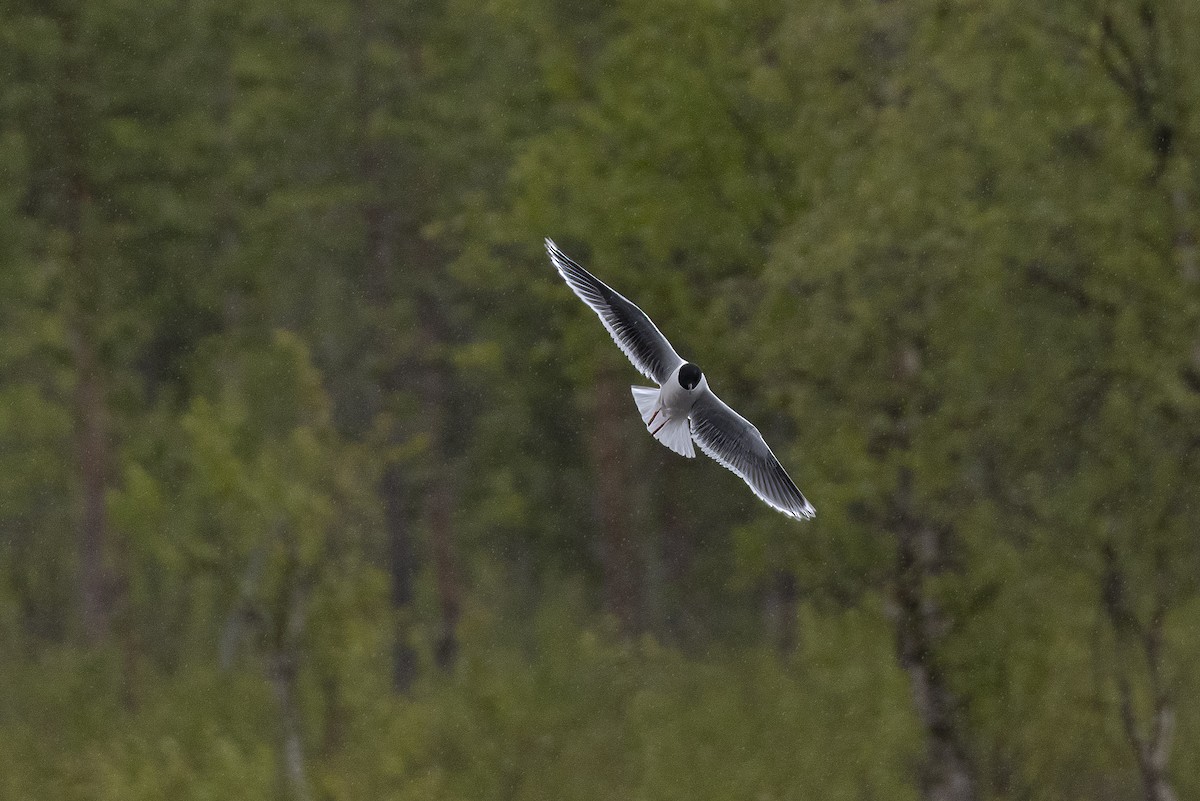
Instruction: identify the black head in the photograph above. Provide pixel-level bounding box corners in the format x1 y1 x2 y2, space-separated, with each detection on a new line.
678 362 703 390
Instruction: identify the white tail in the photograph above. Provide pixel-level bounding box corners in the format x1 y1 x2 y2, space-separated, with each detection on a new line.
631 386 659 424
630 385 695 458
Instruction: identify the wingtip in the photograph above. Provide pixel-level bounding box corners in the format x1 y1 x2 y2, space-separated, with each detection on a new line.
792 501 816 521
544 238 569 270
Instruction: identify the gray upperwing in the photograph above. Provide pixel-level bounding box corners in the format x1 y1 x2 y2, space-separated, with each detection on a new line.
546 239 683 385
689 389 815 520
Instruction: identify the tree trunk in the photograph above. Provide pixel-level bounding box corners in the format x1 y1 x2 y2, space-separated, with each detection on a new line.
269 573 312 801
415 300 462 672
271 651 311 801
219 546 267 671
1086 17 1188 796
57 7 111 646
381 464 419 691
354 0 423 688
590 369 640 635
1117 669 1178 801
427 454 460 672
1102 543 1179 801
888 469 976 801
71 320 110 644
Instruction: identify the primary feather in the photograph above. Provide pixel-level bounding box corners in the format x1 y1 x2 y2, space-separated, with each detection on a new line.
689 391 815 520
545 239 683 384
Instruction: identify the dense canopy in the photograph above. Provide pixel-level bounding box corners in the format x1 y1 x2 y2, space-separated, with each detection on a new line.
1 1 1198 800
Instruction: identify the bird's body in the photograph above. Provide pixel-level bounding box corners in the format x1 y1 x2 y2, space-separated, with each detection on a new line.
546 238 815 521
632 362 707 459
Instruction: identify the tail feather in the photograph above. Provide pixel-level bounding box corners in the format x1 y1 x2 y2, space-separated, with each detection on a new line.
631 385 694 458
631 385 659 425
655 416 695 458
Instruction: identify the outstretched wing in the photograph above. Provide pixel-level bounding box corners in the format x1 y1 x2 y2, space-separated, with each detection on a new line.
546 238 683 385
689 389 815 520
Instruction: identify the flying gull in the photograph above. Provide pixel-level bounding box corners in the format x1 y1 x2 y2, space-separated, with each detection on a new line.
546 239 815 520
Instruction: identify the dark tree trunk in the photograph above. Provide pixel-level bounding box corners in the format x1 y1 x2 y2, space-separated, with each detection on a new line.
888 469 976 801
1087 15 1188 795
72 319 110 645
353 0 462 671
362 211 421 690
415 299 462 673
56 8 111 646
354 0 424 688
426 437 460 671
1101 543 1179 801
590 369 640 635
381 464 419 692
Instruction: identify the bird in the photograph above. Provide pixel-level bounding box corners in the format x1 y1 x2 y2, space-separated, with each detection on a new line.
545 238 815 521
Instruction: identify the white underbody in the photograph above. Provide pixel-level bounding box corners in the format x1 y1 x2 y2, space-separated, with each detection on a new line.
630 363 708 459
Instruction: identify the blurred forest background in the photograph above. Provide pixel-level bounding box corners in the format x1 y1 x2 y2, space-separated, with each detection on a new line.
1 0 1199 799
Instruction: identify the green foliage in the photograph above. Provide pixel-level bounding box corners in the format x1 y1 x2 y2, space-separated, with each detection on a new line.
1 0 1199 799
0 592 922 801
